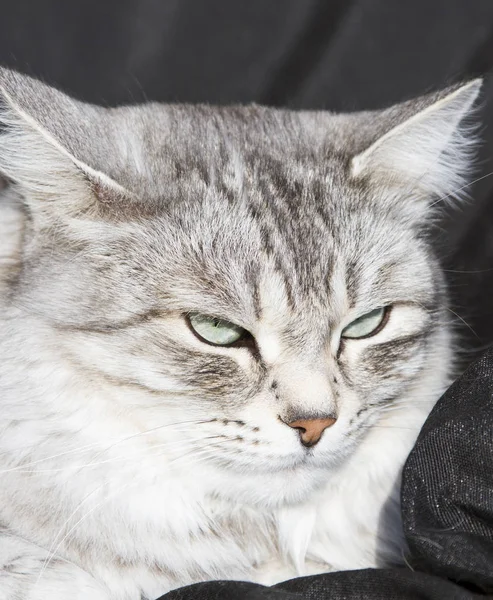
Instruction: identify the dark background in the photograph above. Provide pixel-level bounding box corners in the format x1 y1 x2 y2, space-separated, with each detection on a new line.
2 2 493 598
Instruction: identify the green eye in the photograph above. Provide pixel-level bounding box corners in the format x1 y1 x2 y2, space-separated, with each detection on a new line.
188 313 247 346
341 307 388 339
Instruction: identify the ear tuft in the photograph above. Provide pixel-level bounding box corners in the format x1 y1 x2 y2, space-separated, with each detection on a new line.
351 79 482 202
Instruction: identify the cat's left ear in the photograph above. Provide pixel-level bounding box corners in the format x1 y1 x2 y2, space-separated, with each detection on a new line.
351 80 482 203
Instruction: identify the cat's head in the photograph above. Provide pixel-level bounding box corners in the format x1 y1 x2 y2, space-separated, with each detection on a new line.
0 69 480 505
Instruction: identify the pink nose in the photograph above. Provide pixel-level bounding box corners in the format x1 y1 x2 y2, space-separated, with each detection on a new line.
287 417 337 447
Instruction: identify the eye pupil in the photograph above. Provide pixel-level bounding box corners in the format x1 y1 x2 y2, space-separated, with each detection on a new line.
187 313 249 347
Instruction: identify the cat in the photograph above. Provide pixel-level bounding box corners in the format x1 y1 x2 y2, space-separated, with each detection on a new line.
0 67 481 600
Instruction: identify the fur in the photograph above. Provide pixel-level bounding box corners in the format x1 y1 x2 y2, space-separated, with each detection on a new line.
0 69 481 599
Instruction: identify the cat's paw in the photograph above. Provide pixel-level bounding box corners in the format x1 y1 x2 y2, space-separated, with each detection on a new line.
251 560 298 586
251 558 331 586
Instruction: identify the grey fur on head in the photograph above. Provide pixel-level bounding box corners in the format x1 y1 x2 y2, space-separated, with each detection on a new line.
0 68 481 600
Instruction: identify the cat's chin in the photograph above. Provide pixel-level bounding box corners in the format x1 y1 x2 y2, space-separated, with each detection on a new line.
205 460 331 507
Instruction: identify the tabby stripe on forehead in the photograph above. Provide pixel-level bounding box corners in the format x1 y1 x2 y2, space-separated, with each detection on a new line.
248 167 337 307
246 199 298 308
345 260 359 307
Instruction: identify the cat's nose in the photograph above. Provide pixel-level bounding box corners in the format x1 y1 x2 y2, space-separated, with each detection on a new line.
287 417 337 447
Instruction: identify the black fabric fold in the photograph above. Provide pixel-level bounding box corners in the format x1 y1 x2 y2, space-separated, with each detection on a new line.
403 348 493 594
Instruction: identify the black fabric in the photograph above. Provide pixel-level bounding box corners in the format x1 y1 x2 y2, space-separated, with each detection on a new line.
1 1 493 598
160 350 493 598
403 348 493 593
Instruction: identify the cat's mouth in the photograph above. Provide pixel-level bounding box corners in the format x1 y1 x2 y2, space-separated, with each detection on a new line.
201 441 334 476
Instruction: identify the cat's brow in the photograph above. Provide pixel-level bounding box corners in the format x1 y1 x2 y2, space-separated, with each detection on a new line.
52 308 166 333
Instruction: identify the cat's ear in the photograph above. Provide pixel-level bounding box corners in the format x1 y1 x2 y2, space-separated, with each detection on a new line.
0 68 135 218
351 80 482 202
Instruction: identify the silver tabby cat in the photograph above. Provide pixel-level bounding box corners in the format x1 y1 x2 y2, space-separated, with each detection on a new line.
0 68 481 599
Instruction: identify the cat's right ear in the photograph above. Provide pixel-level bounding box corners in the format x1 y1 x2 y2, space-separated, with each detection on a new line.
0 68 136 221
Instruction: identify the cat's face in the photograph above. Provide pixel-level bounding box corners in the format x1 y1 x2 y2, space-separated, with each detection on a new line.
0 70 479 505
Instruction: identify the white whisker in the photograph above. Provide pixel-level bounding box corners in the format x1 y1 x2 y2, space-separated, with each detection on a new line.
0 418 211 475
9 434 225 475
36 480 135 587
430 169 493 207
443 306 480 338
35 441 231 585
